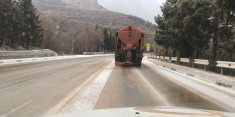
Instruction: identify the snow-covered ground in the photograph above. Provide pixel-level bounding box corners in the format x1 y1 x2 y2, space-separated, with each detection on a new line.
145 57 235 90
0 49 58 59
0 54 113 65
143 59 235 111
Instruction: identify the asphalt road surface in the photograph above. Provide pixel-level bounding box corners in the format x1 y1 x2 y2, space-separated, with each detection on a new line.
0 55 230 117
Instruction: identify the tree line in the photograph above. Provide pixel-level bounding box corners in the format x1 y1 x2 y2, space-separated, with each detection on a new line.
103 28 115 52
0 0 43 48
0 0 116 54
155 0 235 61
39 12 116 55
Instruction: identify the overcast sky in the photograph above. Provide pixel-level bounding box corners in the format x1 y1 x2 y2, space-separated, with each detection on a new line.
98 0 166 24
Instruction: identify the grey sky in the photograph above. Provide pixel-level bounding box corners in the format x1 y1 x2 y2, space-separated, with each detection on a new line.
98 0 166 24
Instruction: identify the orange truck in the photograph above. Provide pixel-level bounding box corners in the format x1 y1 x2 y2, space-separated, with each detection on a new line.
115 26 144 66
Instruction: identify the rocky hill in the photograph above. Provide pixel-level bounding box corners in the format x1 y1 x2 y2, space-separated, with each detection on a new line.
33 0 156 44
33 0 106 11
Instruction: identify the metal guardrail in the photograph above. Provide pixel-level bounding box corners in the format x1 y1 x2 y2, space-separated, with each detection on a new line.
83 52 105 55
180 58 190 63
194 59 209 65
217 61 235 69
83 52 115 55
148 55 235 75
171 57 177 61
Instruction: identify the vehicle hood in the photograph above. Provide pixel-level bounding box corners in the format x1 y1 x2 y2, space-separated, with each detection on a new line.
46 106 235 117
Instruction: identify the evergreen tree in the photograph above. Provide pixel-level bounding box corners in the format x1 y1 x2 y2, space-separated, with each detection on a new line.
12 1 25 47
0 0 14 46
154 15 172 56
155 0 235 61
111 34 115 52
180 0 212 58
103 28 115 52
204 0 234 62
108 31 115 51
155 0 195 58
19 0 42 48
216 0 235 61
103 28 109 51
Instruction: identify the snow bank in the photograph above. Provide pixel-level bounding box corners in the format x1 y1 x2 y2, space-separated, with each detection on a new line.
0 49 58 60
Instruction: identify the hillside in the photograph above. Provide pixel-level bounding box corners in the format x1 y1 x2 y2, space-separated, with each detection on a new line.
33 0 155 43
33 0 106 11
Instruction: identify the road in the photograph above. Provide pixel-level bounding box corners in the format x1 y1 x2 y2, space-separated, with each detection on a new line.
0 55 230 117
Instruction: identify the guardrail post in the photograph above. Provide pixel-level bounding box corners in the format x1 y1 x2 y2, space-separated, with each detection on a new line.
189 59 194 68
204 65 207 71
221 68 223 75
177 58 181 65
209 60 217 71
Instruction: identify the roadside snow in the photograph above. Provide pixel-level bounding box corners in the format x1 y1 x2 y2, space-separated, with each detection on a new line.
143 59 235 111
145 57 235 88
0 54 114 65
0 49 58 59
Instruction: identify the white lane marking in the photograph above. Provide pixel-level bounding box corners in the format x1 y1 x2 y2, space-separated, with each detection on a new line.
134 68 170 106
74 61 115 111
1 99 33 117
47 69 102 115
